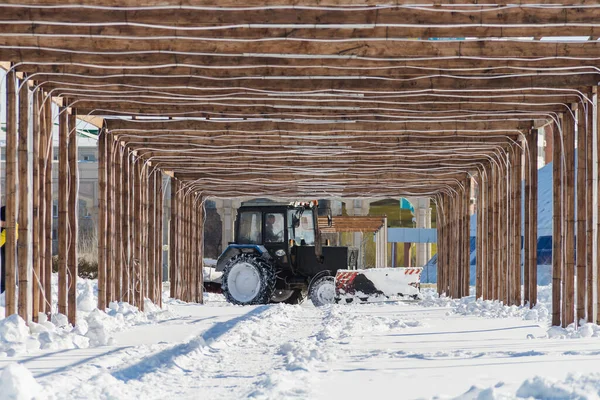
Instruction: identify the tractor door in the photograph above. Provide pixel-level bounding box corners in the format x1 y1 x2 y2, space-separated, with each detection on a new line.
262 212 289 269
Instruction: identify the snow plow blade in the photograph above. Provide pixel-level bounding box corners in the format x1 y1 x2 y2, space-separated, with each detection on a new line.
335 268 422 302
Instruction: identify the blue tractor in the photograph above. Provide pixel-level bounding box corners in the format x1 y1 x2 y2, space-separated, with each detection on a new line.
216 201 358 306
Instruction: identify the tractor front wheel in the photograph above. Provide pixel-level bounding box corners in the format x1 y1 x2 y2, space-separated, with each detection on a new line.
309 275 336 307
222 254 276 305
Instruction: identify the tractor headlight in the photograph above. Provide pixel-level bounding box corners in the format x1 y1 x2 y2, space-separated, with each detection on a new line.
275 249 286 257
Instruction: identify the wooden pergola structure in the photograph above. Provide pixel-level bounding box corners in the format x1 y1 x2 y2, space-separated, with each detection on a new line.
0 0 598 327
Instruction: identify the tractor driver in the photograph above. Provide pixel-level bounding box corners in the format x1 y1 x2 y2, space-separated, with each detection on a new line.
265 214 283 243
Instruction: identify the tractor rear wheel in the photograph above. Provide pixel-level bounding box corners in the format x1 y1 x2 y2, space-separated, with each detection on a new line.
222 254 276 305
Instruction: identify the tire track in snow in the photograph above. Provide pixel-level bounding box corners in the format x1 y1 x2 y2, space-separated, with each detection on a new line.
250 305 421 400
42 304 310 399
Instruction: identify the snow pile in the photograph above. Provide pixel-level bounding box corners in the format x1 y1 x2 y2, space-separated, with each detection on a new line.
0 363 43 400
0 275 174 357
458 373 600 399
0 315 30 356
547 321 600 339
419 288 550 323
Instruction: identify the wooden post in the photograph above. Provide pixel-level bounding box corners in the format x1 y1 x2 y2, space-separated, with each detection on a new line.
148 170 156 304
37 91 47 317
97 129 107 311
114 144 122 301
133 160 141 307
476 175 483 299
170 179 177 299
106 136 114 306
67 112 78 326
530 129 539 307
156 174 164 306
5 69 17 317
32 90 41 323
43 96 53 315
553 120 563 326
198 199 204 304
524 136 531 306
564 110 576 327
121 149 130 303
586 99 594 322
576 104 587 323
129 152 136 305
464 178 471 297
58 107 68 316
486 165 494 300
515 145 523 306
17 82 30 322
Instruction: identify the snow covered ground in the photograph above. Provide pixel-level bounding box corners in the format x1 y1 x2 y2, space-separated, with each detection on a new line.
3 280 600 399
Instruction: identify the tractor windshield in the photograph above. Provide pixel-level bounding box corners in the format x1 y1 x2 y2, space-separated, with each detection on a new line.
288 209 315 245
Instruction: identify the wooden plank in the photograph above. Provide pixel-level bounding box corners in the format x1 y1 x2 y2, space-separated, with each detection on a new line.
67 112 78 326
97 129 107 311
17 82 30 322
58 107 68 317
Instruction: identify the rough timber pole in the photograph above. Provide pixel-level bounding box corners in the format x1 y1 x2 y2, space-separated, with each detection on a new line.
156 174 164 306
530 129 539 307
5 69 17 316
58 107 68 316
38 91 47 316
564 110 576 327
68 112 78 326
97 129 107 311
148 171 156 305
169 179 177 299
121 149 130 303
32 90 41 322
516 145 523 306
586 99 594 322
134 161 142 308
128 152 136 305
576 104 587 323
17 82 30 322
597 88 600 323
43 97 53 315
199 200 204 304
476 175 483 299
114 144 122 301
524 136 531 306
464 179 471 297
553 120 563 327
486 165 494 300
106 136 114 306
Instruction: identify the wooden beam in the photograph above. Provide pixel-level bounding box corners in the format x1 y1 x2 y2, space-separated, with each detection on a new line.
106 135 114 306
121 148 130 303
